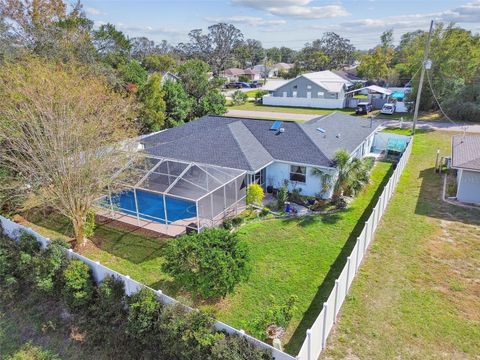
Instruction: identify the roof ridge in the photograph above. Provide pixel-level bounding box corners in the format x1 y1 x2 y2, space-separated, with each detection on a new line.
296 122 332 166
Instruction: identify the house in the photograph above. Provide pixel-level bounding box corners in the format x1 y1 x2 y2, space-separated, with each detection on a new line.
139 112 382 199
160 71 179 83
221 68 246 82
262 70 353 109
451 135 480 204
332 69 366 86
243 68 261 81
251 63 295 78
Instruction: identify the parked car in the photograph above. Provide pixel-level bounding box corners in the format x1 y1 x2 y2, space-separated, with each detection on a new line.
355 102 373 114
225 82 241 89
381 103 396 115
249 80 262 88
237 82 251 88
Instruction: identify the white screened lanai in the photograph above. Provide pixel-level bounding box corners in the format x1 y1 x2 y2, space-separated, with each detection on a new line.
96 156 247 236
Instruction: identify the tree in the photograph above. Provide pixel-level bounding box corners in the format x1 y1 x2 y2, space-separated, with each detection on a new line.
1 0 96 63
118 59 148 88
162 228 251 299
266 47 281 63
296 49 330 71
231 89 248 105
0 58 137 247
178 23 243 75
177 59 226 119
143 54 176 73
279 46 296 63
246 183 264 206
162 79 193 126
138 73 166 132
306 32 355 69
329 150 373 198
130 36 156 61
92 23 131 67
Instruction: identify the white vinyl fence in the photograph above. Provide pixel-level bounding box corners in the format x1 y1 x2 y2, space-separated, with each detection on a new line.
296 138 413 360
0 215 295 360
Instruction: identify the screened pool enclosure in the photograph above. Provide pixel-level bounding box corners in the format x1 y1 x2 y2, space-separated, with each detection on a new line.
96 156 247 236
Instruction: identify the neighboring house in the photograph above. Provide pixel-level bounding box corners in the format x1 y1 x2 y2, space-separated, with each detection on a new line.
160 71 179 84
332 69 366 87
243 68 261 81
140 112 382 198
221 68 246 82
251 63 295 78
263 70 353 109
451 135 480 204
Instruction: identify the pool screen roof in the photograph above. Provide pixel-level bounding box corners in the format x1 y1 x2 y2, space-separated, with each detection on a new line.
386 138 407 153
118 155 246 202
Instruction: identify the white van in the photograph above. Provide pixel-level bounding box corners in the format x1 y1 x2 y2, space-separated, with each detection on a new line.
381 103 396 115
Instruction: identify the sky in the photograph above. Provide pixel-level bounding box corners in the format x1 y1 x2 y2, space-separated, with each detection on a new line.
81 0 480 50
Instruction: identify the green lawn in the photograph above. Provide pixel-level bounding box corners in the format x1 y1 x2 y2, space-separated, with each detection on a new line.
322 130 480 359
16 162 393 355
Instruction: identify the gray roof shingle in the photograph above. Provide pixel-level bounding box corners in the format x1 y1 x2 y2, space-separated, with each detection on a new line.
452 135 480 171
141 113 381 172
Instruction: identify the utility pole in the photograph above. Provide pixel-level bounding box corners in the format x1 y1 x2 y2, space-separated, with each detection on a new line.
412 20 434 135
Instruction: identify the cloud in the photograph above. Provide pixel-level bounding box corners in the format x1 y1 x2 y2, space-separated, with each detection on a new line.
232 0 349 19
204 16 286 26
86 7 103 16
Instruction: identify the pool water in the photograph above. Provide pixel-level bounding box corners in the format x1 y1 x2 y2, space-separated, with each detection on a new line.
112 189 196 224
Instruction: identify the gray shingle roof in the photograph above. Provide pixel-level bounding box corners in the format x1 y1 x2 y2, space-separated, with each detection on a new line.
452 135 480 171
141 113 381 172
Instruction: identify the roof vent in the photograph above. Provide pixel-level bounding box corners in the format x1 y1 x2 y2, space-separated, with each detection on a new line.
316 128 326 133
336 133 341 138
279 128 285 133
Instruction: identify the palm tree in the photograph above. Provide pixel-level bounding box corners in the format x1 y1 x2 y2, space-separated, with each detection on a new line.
313 150 373 199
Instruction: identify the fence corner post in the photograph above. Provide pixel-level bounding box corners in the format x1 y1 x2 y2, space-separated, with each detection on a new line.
322 302 328 349
306 329 312 360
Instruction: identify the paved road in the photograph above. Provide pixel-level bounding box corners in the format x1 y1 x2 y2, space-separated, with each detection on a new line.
226 109 319 121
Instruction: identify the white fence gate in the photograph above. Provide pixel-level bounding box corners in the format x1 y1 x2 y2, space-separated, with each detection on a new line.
296 138 413 360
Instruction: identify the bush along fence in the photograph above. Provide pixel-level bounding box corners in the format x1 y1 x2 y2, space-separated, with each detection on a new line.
0 216 295 360
296 137 413 360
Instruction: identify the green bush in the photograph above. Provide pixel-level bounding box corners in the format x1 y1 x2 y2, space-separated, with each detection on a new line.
211 335 273 360
231 90 248 105
260 207 270 217
6 342 61 360
162 228 251 299
231 217 243 227
223 218 233 230
62 259 94 310
247 295 298 341
0 235 20 298
34 243 67 294
246 183 264 206
18 231 41 255
276 182 289 211
126 288 161 345
254 90 268 100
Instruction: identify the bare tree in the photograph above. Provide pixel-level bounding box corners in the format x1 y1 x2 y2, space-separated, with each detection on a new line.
0 58 138 247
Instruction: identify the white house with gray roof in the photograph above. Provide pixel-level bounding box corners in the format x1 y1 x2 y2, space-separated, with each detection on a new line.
451 135 480 204
140 112 382 199
262 70 353 109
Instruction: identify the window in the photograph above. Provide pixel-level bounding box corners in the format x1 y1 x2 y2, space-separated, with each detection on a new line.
307 91 311 98
293 85 298 89
307 85 312 89
290 165 306 183
292 91 297 97
318 91 324 97
283 91 287 97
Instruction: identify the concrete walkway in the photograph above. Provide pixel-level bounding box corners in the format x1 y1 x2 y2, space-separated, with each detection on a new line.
226 109 319 121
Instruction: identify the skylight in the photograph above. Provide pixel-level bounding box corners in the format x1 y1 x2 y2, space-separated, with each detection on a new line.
270 121 283 131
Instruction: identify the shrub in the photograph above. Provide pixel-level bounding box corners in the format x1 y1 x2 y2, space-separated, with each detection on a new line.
162 228 251 299
222 218 233 230
126 288 161 345
260 207 270 217
0 235 20 298
88 276 129 349
18 231 41 255
246 183 264 206
211 335 273 360
6 342 61 360
231 217 243 227
62 259 94 310
247 295 298 341
232 90 248 105
276 182 289 210
254 90 268 101
158 305 221 359
34 243 67 294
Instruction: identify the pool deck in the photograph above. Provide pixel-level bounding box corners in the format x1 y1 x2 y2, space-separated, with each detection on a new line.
96 208 196 237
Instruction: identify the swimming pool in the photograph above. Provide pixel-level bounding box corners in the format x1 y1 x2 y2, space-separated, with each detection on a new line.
112 189 197 224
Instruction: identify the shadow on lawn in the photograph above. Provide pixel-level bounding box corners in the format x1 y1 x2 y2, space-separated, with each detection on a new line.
415 168 480 226
285 164 394 354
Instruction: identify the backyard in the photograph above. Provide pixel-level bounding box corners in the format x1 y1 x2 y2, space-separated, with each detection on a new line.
322 130 480 358
15 161 393 355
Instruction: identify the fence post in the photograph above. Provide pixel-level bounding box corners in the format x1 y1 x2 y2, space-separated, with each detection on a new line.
346 257 352 289
364 220 370 252
306 329 312 360
355 238 361 271
322 302 328 349
125 275 131 295
333 280 339 321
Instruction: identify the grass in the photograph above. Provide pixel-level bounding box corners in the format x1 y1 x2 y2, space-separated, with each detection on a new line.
16 162 393 355
322 130 480 359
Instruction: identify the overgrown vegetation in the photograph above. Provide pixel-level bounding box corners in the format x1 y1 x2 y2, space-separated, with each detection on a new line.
0 228 271 359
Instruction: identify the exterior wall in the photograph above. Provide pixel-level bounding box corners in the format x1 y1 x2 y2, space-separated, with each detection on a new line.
352 132 376 158
265 162 335 198
262 95 346 109
272 77 338 99
456 169 480 204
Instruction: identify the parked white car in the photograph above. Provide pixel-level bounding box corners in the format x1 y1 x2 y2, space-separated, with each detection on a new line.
381 103 396 115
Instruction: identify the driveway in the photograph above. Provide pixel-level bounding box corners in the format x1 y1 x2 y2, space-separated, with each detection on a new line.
226 109 319 121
